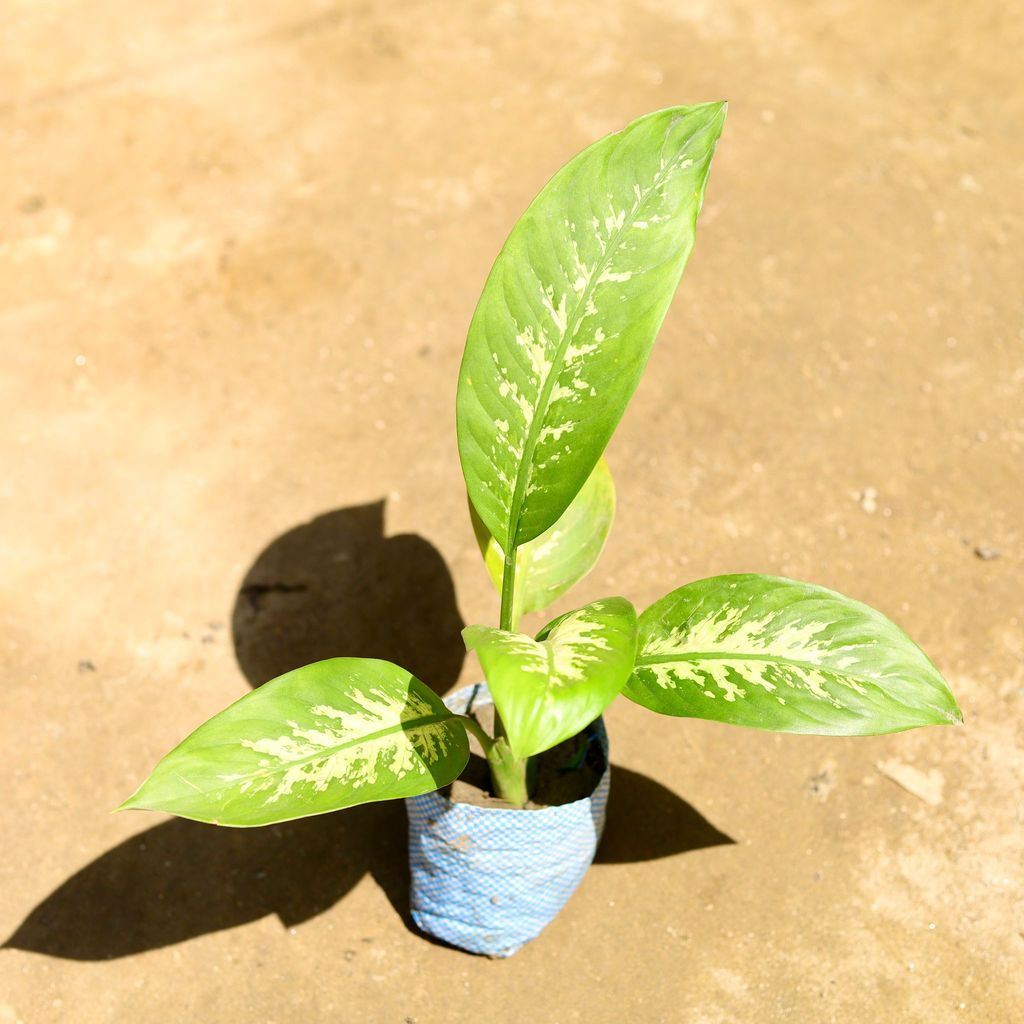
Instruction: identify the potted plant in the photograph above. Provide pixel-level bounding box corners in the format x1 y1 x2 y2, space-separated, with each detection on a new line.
121 103 961 957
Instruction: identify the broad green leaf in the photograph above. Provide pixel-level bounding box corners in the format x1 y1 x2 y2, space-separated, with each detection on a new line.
470 457 616 622
457 103 726 551
624 575 962 735
464 597 638 758
120 659 469 826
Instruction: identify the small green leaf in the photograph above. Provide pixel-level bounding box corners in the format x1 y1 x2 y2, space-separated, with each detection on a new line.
458 103 726 552
464 597 638 758
624 575 962 735
120 659 469 826
470 457 615 621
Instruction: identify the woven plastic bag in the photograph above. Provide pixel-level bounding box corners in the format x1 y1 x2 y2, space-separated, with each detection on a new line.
406 681 610 957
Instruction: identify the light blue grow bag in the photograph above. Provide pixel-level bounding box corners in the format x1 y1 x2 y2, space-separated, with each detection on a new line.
406 682 610 957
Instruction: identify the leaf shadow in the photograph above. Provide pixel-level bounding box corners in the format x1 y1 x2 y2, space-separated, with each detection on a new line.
595 767 733 864
3 500 733 960
231 500 465 697
2 807 400 960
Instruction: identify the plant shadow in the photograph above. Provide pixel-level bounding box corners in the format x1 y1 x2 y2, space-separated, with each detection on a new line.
595 768 732 864
3 806 402 961
231 500 465 697
3 766 731 960
4 500 733 961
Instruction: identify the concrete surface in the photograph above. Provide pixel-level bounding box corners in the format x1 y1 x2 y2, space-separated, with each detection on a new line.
2 1 1022 1021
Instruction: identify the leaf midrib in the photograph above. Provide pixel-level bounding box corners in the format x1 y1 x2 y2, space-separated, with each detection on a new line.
199 712 455 783
636 651 892 690
503 153 678 551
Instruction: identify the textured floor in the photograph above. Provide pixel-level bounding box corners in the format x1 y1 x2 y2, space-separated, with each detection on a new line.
2 2 1022 1021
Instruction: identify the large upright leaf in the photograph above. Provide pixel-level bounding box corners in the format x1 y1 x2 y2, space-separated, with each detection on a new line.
624 575 962 735
458 103 726 551
120 659 470 826
464 597 638 759
470 457 616 623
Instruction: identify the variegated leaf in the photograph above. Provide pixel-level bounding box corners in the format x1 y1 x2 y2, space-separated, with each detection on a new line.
120 659 469 826
624 575 962 735
470 457 615 623
457 103 726 551
463 597 638 759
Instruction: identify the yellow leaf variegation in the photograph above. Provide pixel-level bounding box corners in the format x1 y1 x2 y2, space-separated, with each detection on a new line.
624 575 962 735
120 659 470 826
464 597 638 759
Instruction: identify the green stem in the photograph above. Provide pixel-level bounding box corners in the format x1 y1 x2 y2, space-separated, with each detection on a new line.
458 714 494 754
494 545 518 752
488 539 531 804
487 739 530 807
499 546 517 632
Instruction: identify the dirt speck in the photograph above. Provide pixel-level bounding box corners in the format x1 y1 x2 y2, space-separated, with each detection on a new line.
805 762 837 802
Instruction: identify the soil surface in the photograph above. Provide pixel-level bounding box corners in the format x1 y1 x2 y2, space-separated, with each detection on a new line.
2 2 1022 1022
446 703 606 809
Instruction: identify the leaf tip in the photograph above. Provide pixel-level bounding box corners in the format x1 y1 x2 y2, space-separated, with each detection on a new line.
116 777 158 815
935 679 964 726
692 99 728 128
917 691 963 729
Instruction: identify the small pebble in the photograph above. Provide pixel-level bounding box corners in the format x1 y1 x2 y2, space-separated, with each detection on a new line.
77 659 96 673
876 758 945 805
19 194 45 213
974 546 1000 560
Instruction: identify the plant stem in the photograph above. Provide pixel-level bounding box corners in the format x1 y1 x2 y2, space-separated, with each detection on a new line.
458 714 494 754
487 539 531 805
499 546 517 632
494 545 518 753
487 739 530 807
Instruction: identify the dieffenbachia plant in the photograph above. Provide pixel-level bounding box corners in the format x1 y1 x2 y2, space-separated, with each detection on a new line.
121 104 960 824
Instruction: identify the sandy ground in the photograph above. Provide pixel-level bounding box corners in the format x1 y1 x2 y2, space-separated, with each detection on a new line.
2 1 1022 1021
